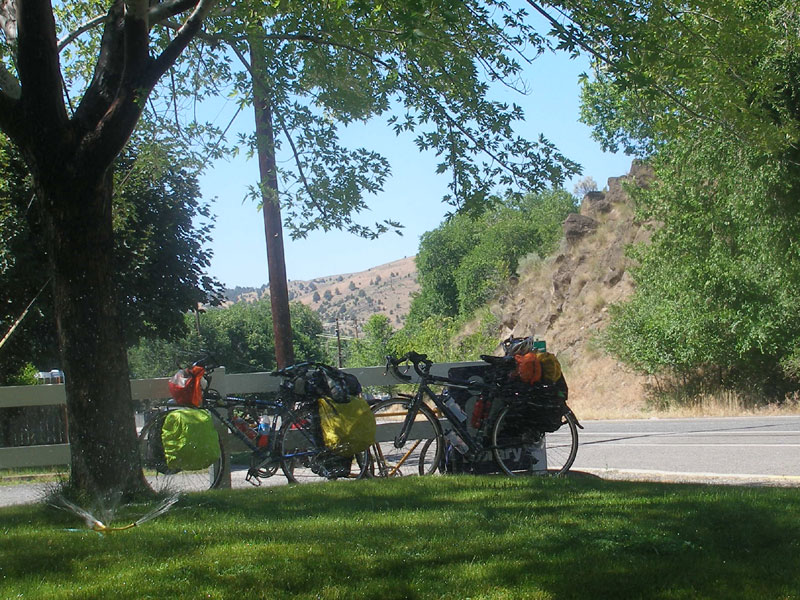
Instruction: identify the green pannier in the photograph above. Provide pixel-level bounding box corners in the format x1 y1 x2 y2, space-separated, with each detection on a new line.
161 408 221 471
318 395 376 456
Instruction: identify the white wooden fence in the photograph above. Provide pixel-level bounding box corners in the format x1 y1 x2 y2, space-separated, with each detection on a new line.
0 362 483 472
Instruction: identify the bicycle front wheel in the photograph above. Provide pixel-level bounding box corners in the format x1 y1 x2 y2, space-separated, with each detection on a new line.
138 411 224 492
369 398 443 477
278 404 368 483
491 406 578 476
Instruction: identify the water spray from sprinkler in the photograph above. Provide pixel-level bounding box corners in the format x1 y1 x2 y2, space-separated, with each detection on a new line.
53 494 180 533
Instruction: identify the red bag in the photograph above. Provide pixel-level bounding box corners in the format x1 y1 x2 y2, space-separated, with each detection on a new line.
168 365 205 407
513 352 542 384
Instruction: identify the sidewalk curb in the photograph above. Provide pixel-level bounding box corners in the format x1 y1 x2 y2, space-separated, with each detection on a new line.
576 467 800 487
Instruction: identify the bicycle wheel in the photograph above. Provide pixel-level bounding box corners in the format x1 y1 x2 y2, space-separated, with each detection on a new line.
491 406 578 476
138 411 224 492
369 398 443 477
278 404 368 483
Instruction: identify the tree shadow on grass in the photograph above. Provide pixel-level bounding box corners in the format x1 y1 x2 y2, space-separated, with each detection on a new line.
1 477 799 599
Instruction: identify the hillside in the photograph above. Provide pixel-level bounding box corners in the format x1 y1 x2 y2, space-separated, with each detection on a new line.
225 256 419 335
490 161 654 418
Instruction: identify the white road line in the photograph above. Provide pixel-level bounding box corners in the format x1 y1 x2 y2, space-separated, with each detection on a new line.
580 431 800 436
581 443 800 447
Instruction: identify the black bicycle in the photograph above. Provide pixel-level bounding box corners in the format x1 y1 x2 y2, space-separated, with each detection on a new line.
138 357 371 492
369 351 581 477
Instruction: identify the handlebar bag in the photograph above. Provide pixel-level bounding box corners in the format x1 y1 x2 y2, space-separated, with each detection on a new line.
161 408 220 471
168 366 205 407
318 395 376 455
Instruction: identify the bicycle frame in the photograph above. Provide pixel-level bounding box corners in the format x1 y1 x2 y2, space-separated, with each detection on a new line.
390 371 492 470
204 395 328 478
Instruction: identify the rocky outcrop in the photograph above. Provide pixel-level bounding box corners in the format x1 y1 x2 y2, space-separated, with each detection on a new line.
492 161 655 418
563 214 598 243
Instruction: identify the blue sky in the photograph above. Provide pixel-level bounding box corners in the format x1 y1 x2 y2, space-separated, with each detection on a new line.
199 49 633 289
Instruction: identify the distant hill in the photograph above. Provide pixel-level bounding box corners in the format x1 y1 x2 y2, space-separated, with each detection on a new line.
223 256 419 335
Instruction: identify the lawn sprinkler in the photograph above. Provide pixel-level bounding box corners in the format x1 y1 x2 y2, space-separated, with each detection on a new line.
54 494 180 534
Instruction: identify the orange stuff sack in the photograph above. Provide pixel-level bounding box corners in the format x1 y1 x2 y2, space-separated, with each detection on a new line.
168 365 205 407
513 352 542 384
538 352 563 383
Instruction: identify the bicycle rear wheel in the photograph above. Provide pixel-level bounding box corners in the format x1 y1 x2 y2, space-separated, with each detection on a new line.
138 411 224 492
278 404 368 483
369 398 443 477
491 406 578 476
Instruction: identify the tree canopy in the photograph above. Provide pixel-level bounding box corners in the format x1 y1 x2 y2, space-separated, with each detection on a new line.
0 134 221 383
411 189 577 323
128 299 323 378
542 0 800 397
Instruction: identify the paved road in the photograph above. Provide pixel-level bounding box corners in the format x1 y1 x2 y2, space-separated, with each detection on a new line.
3 415 799 507
572 414 800 486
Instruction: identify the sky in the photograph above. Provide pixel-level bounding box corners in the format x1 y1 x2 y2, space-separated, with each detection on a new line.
198 49 634 289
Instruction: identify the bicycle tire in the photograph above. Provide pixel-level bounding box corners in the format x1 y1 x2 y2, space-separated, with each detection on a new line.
278 404 368 483
138 411 225 492
369 397 444 477
491 406 578 476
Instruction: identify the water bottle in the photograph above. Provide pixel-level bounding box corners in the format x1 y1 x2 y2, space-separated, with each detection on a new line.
471 397 490 429
256 416 270 448
445 430 469 455
445 397 467 423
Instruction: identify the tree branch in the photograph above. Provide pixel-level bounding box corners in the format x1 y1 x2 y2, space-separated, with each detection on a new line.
15 0 69 148
57 14 106 52
145 0 218 88
0 0 17 46
0 88 22 142
80 0 218 175
526 1 730 132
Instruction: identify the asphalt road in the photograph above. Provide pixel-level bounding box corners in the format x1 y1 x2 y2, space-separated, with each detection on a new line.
3 415 799 507
572 414 800 486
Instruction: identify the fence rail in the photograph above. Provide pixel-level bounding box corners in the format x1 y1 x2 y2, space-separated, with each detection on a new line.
0 361 482 471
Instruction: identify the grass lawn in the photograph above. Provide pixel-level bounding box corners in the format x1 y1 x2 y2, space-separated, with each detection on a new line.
1 475 799 599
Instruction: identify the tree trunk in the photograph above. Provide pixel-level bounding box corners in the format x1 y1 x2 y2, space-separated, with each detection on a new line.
38 166 147 497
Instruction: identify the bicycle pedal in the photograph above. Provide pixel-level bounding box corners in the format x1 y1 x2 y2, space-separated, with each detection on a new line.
245 470 262 486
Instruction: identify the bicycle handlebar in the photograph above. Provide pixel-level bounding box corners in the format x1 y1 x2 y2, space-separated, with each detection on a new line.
191 354 219 371
384 351 434 382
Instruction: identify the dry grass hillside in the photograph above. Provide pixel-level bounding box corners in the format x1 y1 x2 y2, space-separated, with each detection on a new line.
226 256 419 336
491 162 655 419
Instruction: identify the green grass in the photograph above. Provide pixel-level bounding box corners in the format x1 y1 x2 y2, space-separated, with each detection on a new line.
1 476 799 599
0 466 68 485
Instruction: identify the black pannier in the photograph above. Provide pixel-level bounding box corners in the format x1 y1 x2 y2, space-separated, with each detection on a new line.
501 378 569 434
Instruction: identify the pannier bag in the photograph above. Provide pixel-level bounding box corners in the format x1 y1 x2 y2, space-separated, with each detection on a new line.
318 395 376 456
287 364 362 403
502 381 567 434
161 408 221 471
168 365 205 407
322 366 362 403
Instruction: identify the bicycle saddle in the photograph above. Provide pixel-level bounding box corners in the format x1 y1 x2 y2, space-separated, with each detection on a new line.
480 354 515 366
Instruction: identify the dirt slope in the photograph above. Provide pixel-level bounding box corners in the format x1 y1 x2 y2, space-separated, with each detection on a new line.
491 162 654 418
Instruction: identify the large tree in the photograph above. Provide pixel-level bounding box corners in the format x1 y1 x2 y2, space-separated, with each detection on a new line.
0 0 219 496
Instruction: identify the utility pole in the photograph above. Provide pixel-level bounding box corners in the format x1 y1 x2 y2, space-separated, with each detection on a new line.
335 318 343 367
250 34 294 369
